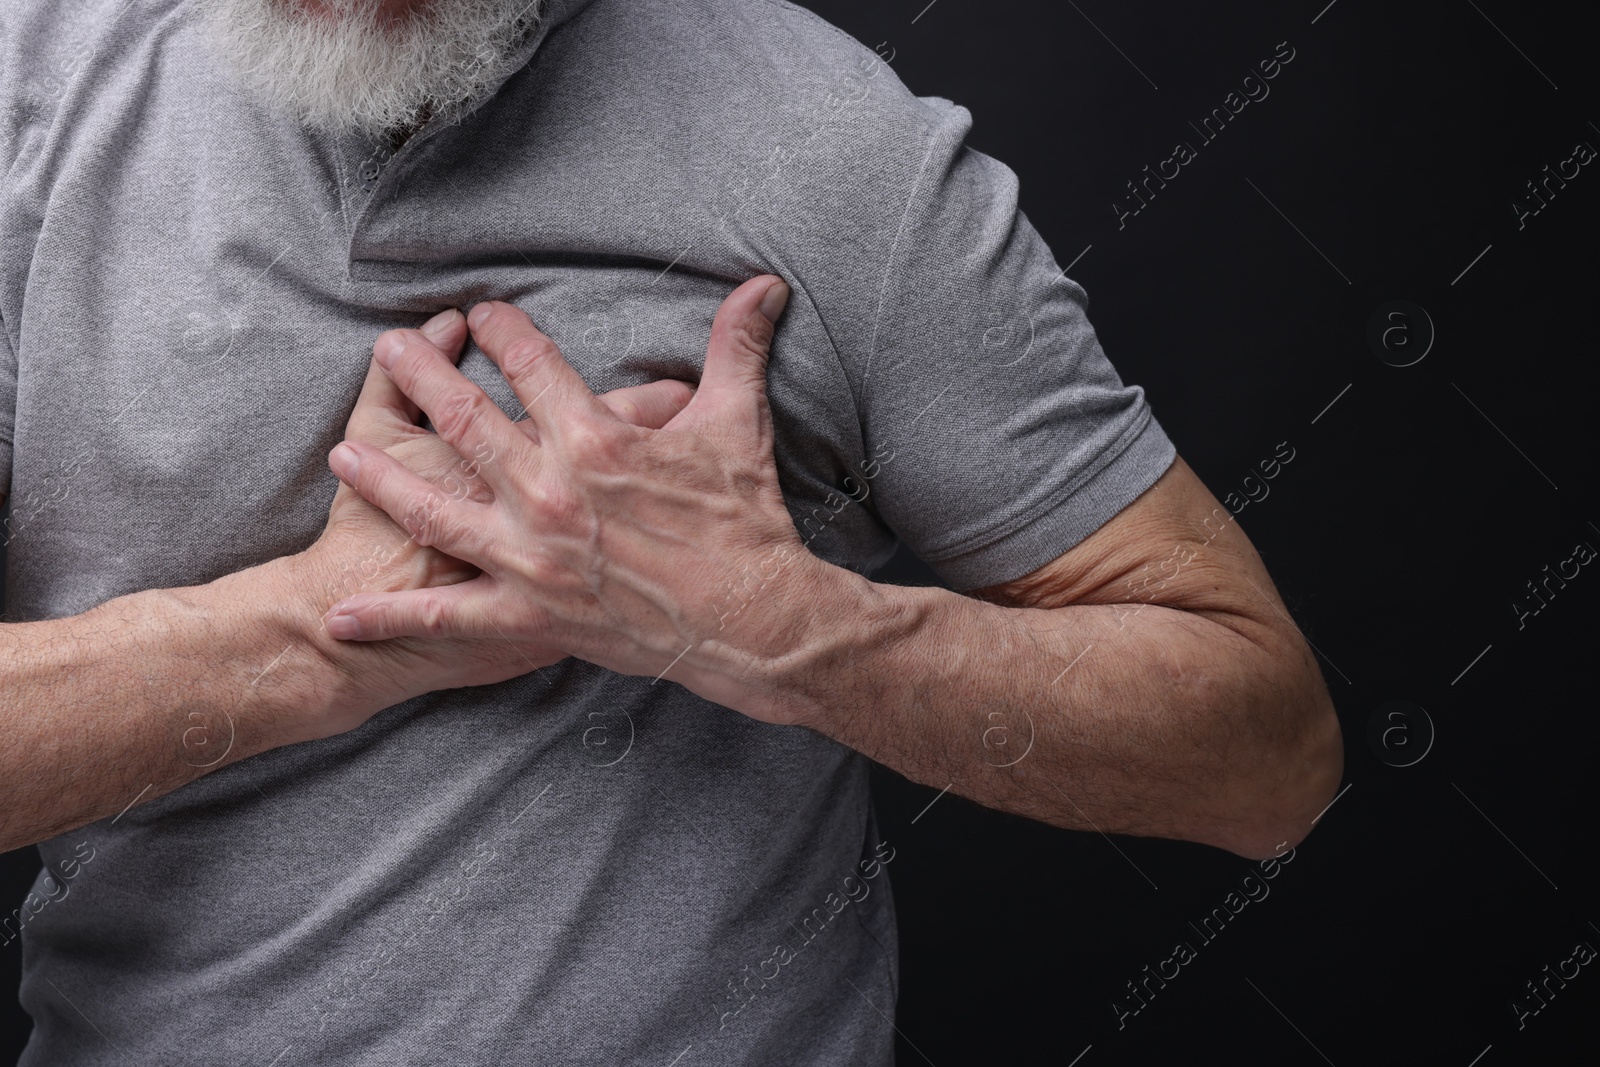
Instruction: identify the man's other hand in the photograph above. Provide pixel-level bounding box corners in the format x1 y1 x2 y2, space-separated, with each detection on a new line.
318 276 840 724
287 308 698 735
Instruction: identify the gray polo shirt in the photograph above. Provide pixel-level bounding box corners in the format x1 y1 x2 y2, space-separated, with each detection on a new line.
0 0 1175 1062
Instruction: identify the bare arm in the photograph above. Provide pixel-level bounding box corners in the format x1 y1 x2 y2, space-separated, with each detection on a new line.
783 455 1344 860
0 312 695 853
0 453 527 853
314 287 1342 861
0 338 509 851
0 553 371 851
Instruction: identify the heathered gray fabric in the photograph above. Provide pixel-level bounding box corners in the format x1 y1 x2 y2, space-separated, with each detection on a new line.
0 0 1176 1062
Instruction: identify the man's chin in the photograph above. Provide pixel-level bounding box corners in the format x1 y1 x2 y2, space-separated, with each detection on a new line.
199 0 540 139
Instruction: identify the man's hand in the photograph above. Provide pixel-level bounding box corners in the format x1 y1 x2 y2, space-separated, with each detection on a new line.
0 308 702 851
318 275 842 723
308 278 1338 859
290 307 702 732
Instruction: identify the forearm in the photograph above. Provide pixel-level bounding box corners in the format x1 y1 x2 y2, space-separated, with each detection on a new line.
0 555 354 851
778 570 1342 859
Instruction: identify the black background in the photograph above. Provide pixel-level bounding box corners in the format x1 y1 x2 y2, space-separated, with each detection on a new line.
4 0 1598 1063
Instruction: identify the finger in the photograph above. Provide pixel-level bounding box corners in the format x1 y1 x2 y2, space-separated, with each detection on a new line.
328 439 494 559
679 275 788 424
345 310 467 442
465 301 607 430
323 581 490 642
372 326 528 492
597 379 696 429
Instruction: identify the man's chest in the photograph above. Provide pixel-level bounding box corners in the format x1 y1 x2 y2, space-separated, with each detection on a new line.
3 130 890 617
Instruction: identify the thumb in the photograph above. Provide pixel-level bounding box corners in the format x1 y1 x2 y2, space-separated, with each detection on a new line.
344 309 467 443
682 275 788 422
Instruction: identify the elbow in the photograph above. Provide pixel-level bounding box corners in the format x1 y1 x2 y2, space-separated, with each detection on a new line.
1247 692 1344 859
1205 654 1346 861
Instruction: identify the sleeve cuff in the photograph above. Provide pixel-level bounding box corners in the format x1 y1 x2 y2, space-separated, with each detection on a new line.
922 410 1178 592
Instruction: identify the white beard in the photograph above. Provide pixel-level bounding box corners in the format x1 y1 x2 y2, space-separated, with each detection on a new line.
199 0 546 139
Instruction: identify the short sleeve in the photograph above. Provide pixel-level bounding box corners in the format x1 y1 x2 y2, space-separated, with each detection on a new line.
853 101 1176 591
0 317 15 500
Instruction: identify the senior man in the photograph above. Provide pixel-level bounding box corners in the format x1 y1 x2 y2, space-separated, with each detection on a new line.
0 0 1342 1062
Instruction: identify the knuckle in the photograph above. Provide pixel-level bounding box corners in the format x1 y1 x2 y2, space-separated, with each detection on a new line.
561 419 616 465
431 390 487 443
415 594 450 637
522 551 564 590
725 314 774 358
523 477 589 535
527 479 577 524
403 491 446 545
501 335 560 379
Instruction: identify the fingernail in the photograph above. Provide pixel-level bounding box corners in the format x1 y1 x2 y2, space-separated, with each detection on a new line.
329 443 361 482
324 612 360 640
374 332 404 371
467 303 494 330
420 309 457 343
758 280 790 323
